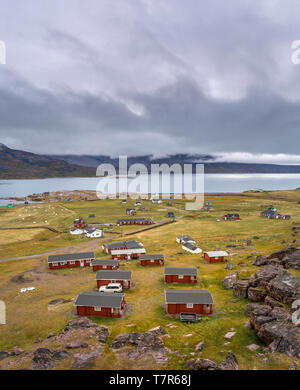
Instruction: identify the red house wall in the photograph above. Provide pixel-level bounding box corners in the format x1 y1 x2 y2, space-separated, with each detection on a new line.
164 275 197 284
166 303 213 315
204 253 225 263
92 265 119 272
49 259 93 270
96 279 131 289
140 259 164 266
76 300 126 318
111 252 141 260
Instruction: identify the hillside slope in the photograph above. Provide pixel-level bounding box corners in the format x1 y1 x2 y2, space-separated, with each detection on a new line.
0 144 95 179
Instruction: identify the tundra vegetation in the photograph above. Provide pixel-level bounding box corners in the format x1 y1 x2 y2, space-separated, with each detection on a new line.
0 190 300 370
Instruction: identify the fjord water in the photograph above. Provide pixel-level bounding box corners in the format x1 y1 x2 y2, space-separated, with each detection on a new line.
0 174 300 206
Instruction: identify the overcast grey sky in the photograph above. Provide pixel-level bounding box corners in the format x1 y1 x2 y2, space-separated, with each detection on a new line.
0 0 300 161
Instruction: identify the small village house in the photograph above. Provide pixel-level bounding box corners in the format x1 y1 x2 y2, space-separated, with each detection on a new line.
70 228 83 235
75 292 126 318
116 218 154 226
176 235 196 244
92 259 120 272
84 227 104 238
139 254 164 266
204 251 229 263
111 246 146 260
182 242 202 254
222 213 240 221
48 252 95 269
164 267 197 283
126 208 136 215
165 289 213 315
96 270 132 289
74 217 88 229
102 240 144 254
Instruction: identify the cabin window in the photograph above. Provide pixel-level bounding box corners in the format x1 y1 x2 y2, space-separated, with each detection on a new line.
178 275 184 279
103 265 107 269
111 280 116 283
60 261 66 265
94 306 102 311
69 261 75 265
52 262 58 266
111 307 119 313
150 259 154 263
186 303 193 309
215 257 219 260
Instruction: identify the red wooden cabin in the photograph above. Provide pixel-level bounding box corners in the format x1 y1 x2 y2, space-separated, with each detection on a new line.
164 267 197 283
102 240 143 254
203 251 229 263
48 252 95 270
91 259 120 272
116 218 154 226
110 247 146 260
222 214 240 221
139 254 164 266
96 270 132 289
165 289 213 315
74 217 88 229
75 292 126 318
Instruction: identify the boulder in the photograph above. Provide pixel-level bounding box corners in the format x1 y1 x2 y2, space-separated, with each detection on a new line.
267 246 297 261
65 317 99 331
247 287 267 302
264 295 284 308
186 358 220 370
0 351 9 361
94 327 110 343
249 265 281 289
65 340 88 349
220 351 239 370
266 270 300 306
194 341 206 351
10 347 24 356
72 351 101 370
223 272 239 289
247 344 260 351
148 326 166 336
224 332 236 340
111 332 164 351
233 279 250 298
32 348 70 370
225 263 235 270
252 255 268 266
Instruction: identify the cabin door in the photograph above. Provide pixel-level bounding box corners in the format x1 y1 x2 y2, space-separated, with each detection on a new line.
80 260 84 267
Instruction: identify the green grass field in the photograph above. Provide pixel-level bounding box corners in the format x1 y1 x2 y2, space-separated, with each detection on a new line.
0 190 300 370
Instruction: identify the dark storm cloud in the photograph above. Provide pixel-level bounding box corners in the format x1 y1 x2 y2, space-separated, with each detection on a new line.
0 0 300 159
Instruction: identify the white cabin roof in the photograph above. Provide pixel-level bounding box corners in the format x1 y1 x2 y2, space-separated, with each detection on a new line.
205 251 229 257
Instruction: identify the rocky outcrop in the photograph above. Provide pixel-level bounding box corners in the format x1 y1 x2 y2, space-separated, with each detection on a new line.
252 246 300 270
111 332 170 364
186 352 238 371
233 279 250 298
245 304 300 358
233 265 300 307
64 317 109 344
0 351 9 361
186 358 220 370
247 287 267 302
66 340 88 349
72 350 102 370
31 348 70 370
223 272 239 289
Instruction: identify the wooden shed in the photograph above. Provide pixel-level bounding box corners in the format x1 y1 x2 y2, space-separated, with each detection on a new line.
204 251 229 263
139 254 164 266
75 292 126 318
96 270 132 289
165 289 213 315
164 267 197 284
91 259 120 272
48 252 95 270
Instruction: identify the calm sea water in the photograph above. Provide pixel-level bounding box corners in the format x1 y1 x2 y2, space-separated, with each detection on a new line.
0 174 300 206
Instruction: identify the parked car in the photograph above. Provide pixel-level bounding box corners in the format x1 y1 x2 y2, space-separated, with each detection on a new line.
99 283 123 293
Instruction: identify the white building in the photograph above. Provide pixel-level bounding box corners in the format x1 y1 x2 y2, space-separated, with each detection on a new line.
70 228 83 235
85 227 104 238
182 242 202 254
